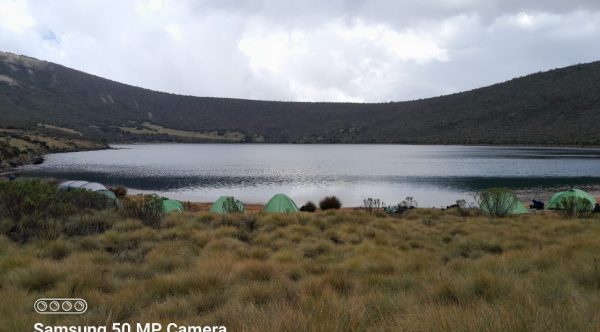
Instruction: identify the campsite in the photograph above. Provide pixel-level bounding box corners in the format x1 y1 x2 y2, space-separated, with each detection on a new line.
2 1 600 330
1 178 600 330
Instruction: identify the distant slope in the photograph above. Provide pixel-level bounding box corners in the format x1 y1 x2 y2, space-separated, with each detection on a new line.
1 51 599 145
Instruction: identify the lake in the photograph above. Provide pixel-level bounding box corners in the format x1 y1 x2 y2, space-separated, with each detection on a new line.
17 144 600 207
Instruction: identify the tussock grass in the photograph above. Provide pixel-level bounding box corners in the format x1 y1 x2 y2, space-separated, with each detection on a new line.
1 209 600 330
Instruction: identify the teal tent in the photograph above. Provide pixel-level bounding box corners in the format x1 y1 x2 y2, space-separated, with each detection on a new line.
97 189 117 200
264 194 298 213
548 189 596 211
480 201 528 215
210 196 245 214
162 198 184 213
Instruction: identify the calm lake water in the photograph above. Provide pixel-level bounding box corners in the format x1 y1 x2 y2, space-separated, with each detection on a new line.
18 144 600 207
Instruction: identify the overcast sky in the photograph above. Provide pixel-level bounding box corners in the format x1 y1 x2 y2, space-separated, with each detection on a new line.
1 0 599 102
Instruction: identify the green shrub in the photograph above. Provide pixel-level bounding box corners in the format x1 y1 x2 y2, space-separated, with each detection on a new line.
36 239 72 260
121 195 165 227
0 179 72 221
223 197 243 213
0 180 113 221
557 196 593 218
60 212 114 237
300 201 317 212
58 189 115 212
477 188 518 218
319 196 342 210
1 217 61 243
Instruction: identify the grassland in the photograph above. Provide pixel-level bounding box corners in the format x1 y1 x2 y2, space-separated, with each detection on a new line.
118 122 254 142
1 203 600 331
37 123 83 136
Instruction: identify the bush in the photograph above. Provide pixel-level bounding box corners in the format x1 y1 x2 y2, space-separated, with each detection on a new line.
1 217 61 243
110 186 128 198
300 201 317 212
454 199 479 217
557 196 593 218
121 194 165 227
399 196 418 209
363 198 383 214
319 196 342 210
58 189 115 212
386 196 418 215
60 212 114 237
0 180 115 222
477 188 519 218
0 179 73 221
223 197 243 213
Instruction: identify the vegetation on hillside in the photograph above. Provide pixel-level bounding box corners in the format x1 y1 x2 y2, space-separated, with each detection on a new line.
1 51 600 145
0 130 106 170
0 180 599 331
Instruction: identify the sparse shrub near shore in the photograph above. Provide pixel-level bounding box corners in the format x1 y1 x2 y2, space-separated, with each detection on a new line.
319 196 342 210
300 201 317 212
400 196 418 209
386 196 418 215
477 188 518 218
452 199 480 217
121 194 165 227
363 198 384 214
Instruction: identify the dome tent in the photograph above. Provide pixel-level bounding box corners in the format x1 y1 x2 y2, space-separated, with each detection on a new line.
480 201 528 215
548 189 596 211
264 194 299 213
59 180 117 200
162 198 184 213
210 196 245 214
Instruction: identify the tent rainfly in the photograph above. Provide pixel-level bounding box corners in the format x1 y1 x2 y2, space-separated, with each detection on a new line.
210 196 245 214
162 198 184 213
264 194 299 213
547 189 597 211
58 180 117 200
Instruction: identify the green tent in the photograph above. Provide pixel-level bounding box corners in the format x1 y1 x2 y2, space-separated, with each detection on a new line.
264 194 299 213
210 196 245 214
547 189 596 211
480 201 528 215
162 198 184 213
97 189 117 200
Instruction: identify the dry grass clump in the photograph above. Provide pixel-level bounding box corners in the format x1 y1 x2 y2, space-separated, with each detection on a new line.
1 209 600 330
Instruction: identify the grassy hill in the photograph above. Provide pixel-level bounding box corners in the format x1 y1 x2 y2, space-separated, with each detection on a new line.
1 51 600 145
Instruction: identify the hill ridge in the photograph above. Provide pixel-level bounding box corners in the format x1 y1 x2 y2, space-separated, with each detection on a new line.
1 51 599 145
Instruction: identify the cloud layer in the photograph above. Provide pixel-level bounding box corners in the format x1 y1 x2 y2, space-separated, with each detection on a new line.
1 0 599 102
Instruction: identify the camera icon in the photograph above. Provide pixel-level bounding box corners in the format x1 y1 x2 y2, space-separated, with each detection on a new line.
34 298 87 314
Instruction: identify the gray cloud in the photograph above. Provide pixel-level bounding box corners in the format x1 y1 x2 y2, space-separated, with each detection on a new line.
0 0 599 102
